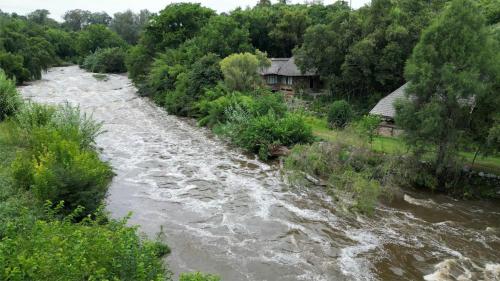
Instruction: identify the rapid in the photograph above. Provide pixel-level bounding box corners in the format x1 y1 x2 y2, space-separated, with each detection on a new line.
19 66 500 281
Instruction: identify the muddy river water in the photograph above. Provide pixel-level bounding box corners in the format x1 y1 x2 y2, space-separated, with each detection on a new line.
20 67 500 281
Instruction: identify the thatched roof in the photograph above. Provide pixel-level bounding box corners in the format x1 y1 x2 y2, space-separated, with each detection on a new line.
260 57 316 77
370 83 408 119
370 83 477 120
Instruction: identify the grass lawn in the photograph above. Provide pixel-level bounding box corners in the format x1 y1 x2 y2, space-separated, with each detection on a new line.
304 116 500 174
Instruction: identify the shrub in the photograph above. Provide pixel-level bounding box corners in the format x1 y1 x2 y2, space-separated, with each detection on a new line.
125 45 153 83
220 52 268 92
0 70 22 120
354 115 380 144
0 213 170 281
11 103 111 216
82 47 127 73
186 53 223 100
139 54 184 98
164 72 191 116
12 133 112 215
327 100 353 128
197 92 254 127
221 110 314 160
330 170 382 214
45 28 76 60
50 103 104 149
197 90 287 127
180 272 220 281
285 142 391 214
15 103 56 131
16 103 102 149
76 24 126 56
0 52 30 84
250 90 287 117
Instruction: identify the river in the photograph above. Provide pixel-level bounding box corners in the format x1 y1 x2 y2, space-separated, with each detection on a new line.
19 66 500 281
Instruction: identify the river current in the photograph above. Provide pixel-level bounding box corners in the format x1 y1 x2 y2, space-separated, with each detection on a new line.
19 66 500 281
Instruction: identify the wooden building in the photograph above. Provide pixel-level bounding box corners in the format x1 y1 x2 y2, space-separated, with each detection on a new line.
260 57 323 97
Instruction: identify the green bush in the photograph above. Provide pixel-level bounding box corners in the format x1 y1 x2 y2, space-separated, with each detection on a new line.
0 212 170 281
50 103 104 149
82 47 127 73
197 90 287 127
139 53 184 99
11 103 111 216
14 103 56 132
0 70 22 121
125 45 153 83
221 110 314 160
75 24 126 56
186 54 223 101
327 100 353 128
45 28 76 60
12 130 112 215
180 272 220 281
250 90 287 117
16 103 102 149
197 92 254 127
220 52 266 92
285 142 391 214
0 52 30 84
354 115 380 144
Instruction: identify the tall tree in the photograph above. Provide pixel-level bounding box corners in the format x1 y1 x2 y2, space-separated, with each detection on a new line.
395 0 499 187
75 24 126 56
109 10 151 44
220 52 270 92
190 15 252 59
88 12 112 26
294 2 359 96
258 0 272 7
142 3 215 52
63 9 91 31
269 8 311 57
27 9 57 26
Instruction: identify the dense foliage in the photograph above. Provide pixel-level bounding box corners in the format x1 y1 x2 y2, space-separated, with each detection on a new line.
110 10 152 44
82 47 127 73
0 8 141 81
0 211 170 281
220 52 270 92
285 141 392 214
76 24 126 57
11 103 112 216
0 12 58 83
395 0 500 190
0 70 21 120
327 100 353 128
294 0 449 108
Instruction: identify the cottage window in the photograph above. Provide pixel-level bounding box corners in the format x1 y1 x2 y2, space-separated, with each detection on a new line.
267 75 277 85
283 76 293 85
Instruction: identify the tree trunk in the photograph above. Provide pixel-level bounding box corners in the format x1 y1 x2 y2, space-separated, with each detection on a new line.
471 148 480 169
435 142 448 189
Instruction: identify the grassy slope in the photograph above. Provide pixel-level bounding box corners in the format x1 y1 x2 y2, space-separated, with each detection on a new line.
305 116 500 174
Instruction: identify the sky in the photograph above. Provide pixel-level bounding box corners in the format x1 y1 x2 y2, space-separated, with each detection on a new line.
0 0 371 21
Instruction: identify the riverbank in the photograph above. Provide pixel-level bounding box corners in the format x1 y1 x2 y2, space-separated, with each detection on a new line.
0 116 170 280
305 116 500 175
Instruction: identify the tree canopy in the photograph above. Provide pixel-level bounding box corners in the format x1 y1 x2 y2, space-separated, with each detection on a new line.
395 0 500 187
